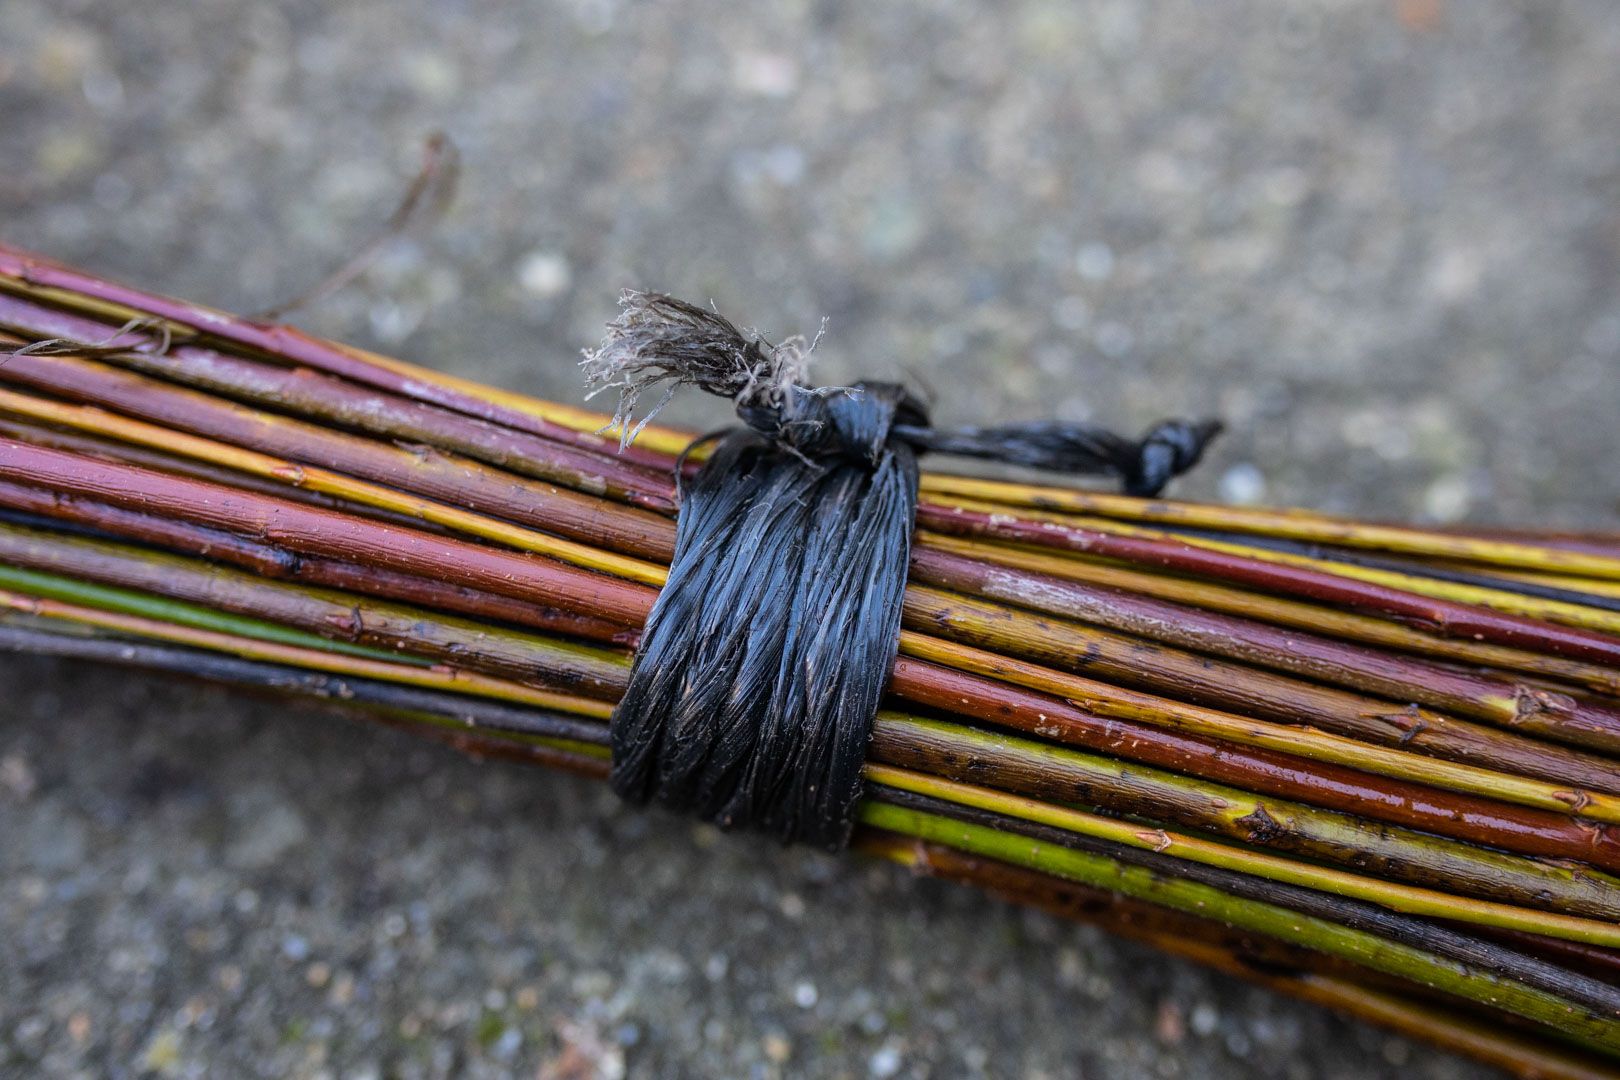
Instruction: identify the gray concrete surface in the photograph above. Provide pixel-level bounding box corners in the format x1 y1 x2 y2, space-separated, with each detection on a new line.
3 1 1619 1076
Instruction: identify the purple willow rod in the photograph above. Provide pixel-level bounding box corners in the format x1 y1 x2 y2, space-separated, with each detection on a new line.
0 439 661 629
867 712 1620 919
917 532 1620 697
11 425 1620 836
0 415 463 536
910 545 1620 777
12 331 1618 758
5 468 1613 878
0 521 632 698
916 503 1620 668
0 292 681 513
15 615 1620 1067
900 583 1620 795
886 656 1620 873
0 484 635 645
860 837 1620 1080
9 239 1620 600
0 349 679 562
895 596 1620 821
0 246 678 470
911 543 1617 734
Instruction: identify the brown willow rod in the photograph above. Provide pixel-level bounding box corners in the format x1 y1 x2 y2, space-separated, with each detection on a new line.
0 292 680 512
15 237 1609 620
0 485 633 644
0 623 614 745
9 241 1618 611
900 589 1620 813
5 443 1613 868
860 804 1620 1054
7 389 1615 792
12 603 1620 954
885 656 1620 873
0 246 679 472
915 474 1620 582
0 588 612 718
0 349 679 563
869 709 1620 918
965 500 1620 638
858 835 1620 1080
0 386 668 587
0 414 472 539
918 531 1620 696
0 437 661 628
861 792 1620 1052
15 615 1620 1075
867 780 1620 1010
0 522 633 698
911 542 1620 742
916 500 1620 668
7 542 1614 917
6 453 1613 867
866 765 1620 957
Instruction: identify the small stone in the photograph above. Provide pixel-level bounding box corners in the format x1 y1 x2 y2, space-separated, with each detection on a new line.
731 52 798 97
518 251 572 299
139 1027 183 1076
869 1042 903 1078
1219 463 1267 505
1075 242 1116 282
1155 1000 1186 1045
0 754 36 800
1423 474 1472 522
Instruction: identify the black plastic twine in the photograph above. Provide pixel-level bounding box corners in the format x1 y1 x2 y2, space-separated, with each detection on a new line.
584 293 1220 849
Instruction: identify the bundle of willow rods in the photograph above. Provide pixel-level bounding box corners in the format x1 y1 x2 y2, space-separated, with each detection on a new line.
3 245 1620 1078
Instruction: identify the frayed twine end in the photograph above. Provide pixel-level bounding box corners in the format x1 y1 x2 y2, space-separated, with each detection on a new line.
581 291 829 448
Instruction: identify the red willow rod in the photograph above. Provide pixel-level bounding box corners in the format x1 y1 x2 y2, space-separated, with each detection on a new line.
0 451 1614 879
5 246 1620 1074
915 502 1620 667
0 246 680 473
11 253 1619 671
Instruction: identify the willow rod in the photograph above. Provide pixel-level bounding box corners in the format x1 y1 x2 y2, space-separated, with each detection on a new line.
6 547 1618 924
11 614 1620 1046
8 492 1614 874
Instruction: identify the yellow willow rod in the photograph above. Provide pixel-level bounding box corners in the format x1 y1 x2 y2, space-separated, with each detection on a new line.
918 474 1620 583
10 266 1620 585
865 764 1620 947
914 531 1620 693
1416 560 1620 601
897 630 1620 826
0 388 669 588
0 589 615 720
0 277 674 456
931 493 1620 638
857 838 1620 1080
